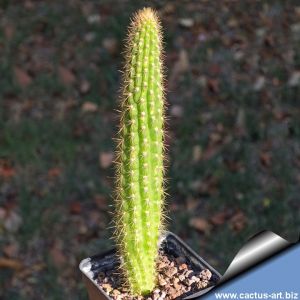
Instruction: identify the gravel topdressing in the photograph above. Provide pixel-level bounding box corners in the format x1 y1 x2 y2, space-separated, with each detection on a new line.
97 251 215 300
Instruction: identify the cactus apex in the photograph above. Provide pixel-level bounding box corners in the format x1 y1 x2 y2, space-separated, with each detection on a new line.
132 7 160 26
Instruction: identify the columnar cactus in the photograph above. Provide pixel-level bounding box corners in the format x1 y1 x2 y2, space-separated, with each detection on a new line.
114 8 165 295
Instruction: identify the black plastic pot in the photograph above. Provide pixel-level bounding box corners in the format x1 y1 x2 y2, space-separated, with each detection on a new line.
79 231 221 300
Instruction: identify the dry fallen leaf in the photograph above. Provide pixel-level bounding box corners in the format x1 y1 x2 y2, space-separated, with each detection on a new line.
69 201 82 215
48 167 62 178
169 49 189 89
288 71 300 87
50 241 66 267
273 110 291 121
186 197 199 212
4 23 15 40
170 105 183 118
210 132 222 144
192 145 202 162
0 258 23 270
260 152 272 167
291 23 300 35
0 207 5 220
178 18 194 28
3 211 22 233
59 66 76 86
211 211 229 226
0 165 15 179
81 101 98 113
253 76 265 91
94 194 107 210
224 159 243 172
197 175 219 196
208 64 221 76
88 210 102 228
77 219 88 235
206 78 219 93
79 80 91 94
235 108 246 137
102 37 118 56
229 211 247 232
87 14 101 24
202 144 220 161
99 152 114 169
3 243 19 258
189 217 211 234
14 67 32 87
227 17 238 28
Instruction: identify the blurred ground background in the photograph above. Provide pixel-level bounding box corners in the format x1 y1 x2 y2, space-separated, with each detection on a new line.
0 0 299 299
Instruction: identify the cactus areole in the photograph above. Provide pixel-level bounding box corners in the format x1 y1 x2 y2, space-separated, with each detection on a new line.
114 8 165 295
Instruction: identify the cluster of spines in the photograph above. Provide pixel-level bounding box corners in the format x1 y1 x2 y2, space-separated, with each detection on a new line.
114 8 165 295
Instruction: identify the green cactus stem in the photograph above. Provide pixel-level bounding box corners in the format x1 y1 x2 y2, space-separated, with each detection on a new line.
114 7 165 295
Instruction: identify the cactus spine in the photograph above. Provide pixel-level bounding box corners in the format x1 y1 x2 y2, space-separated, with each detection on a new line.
115 8 165 295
